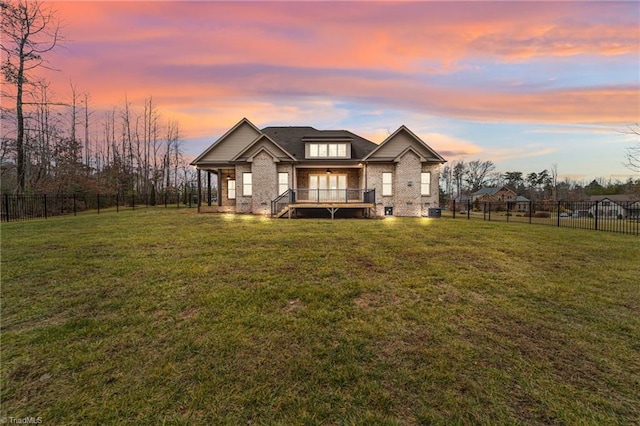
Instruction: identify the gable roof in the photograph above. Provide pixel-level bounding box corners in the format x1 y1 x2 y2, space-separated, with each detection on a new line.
231 133 296 162
191 118 262 165
363 125 446 163
261 126 378 160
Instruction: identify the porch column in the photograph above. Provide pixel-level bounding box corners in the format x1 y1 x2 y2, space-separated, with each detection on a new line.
197 168 202 211
207 171 212 206
217 170 222 206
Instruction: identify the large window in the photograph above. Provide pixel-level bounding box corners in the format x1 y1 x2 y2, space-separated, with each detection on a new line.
421 172 431 196
382 172 393 196
227 180 236 199
307 143 348 158
243 173 252 196
278 172 289 195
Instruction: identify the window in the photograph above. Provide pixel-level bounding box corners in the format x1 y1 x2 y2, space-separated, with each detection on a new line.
227 180 236 199
421 172 431 196
243 173 252 196
382 172 393 196
278 172 289 195
307 143 349 158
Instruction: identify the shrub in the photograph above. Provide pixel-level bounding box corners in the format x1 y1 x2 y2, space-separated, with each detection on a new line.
534 212 551 218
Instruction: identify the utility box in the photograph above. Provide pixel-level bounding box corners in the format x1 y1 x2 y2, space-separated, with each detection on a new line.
428 207 442 218
384 206 393 216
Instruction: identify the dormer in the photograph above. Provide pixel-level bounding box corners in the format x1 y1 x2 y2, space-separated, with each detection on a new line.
303 136 352 159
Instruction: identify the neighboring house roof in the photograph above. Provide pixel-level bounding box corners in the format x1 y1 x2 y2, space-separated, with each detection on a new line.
589 195 638 203
515 196 530 202
472 186 512 197
261 126 378 160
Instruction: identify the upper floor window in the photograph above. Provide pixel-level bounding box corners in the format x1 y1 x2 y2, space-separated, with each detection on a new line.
307 143 349 158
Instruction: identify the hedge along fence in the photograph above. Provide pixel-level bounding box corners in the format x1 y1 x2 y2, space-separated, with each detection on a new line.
1 191 198 222
447 199 639 236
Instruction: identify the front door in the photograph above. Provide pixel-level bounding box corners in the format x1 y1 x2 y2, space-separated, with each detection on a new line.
309 174 347 202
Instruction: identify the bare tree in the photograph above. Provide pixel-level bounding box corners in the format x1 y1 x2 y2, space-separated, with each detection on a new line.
465 159 495 193
452 160 466 198
550 163 559 202
1 0 61 192
621 123 640 172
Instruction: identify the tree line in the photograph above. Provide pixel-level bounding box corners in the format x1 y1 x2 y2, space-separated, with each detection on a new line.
1 0 193 197
440 160 639 202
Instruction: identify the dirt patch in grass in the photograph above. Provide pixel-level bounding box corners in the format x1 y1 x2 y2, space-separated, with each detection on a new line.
354 291 401 310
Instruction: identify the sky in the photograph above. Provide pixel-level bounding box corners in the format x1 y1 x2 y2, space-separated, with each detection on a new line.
38 0 640 182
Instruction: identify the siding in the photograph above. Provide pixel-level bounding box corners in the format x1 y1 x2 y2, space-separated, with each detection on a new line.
237 137 290 161
368 130 430 160
199 122 261 163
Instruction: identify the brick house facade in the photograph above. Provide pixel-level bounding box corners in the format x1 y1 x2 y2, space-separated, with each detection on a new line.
191 118 446 218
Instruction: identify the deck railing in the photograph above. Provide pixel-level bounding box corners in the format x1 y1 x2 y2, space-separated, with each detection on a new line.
271 188 376 217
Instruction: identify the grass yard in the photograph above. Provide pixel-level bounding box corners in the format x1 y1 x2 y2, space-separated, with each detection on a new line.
1 209 639 424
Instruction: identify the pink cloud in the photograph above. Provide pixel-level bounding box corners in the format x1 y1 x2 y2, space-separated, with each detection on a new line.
34 1 638 142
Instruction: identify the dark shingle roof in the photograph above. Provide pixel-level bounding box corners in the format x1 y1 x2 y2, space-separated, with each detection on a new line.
261 126 378 160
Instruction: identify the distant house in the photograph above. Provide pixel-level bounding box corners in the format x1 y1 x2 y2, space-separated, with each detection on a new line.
190 118 446 218
472 186 517 203
588 195 640 219
471 186 530 211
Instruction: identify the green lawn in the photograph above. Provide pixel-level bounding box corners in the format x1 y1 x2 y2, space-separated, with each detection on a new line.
1 209 639 424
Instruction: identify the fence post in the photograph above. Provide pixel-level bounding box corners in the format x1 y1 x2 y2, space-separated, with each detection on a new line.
557 201 561 227
97 194 100 214
529 201 532 224
73 194 77 216
594 201 599 231
4 194 9 222
132 194 135 210
452 200 456 219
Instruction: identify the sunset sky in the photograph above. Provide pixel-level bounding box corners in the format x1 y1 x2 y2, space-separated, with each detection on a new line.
40 1 639 182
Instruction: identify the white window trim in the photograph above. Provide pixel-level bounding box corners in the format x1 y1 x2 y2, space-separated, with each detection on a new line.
278 172 289 195
243 173 252 196
307 142 349 159
421 172 431 196
228 180 236 200
382 172 393 196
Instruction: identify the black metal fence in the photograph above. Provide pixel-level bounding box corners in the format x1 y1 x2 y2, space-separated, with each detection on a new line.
1 191 198 222
447 199 640 236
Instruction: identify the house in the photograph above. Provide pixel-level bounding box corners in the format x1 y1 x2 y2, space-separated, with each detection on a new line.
588 195 640 219
472 186 517 203
470 187 530 212
190 118 446 218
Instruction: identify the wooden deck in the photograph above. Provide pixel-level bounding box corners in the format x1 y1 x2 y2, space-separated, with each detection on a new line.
278 202 375 219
